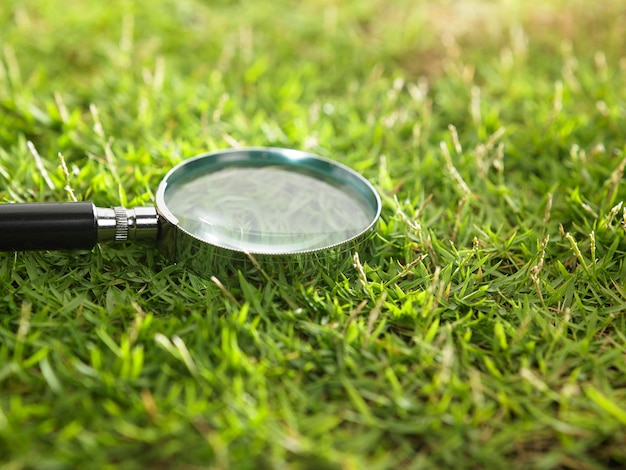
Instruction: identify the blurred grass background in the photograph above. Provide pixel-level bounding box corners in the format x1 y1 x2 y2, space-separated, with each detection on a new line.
1 0 626 468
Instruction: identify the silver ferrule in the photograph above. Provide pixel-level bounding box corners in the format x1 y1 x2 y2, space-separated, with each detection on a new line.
96 206 159 242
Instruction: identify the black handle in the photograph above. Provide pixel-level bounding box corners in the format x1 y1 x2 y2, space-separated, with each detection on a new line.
0 202 98 251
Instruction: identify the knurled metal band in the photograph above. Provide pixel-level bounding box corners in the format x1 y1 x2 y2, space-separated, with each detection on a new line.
113 206 128 242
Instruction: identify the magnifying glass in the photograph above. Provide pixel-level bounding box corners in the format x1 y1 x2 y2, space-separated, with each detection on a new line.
0 148 381 278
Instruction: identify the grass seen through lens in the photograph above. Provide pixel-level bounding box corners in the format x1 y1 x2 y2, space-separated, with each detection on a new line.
165 162 375 253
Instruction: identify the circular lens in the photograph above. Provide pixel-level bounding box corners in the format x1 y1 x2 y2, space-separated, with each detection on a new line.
156 148 380 255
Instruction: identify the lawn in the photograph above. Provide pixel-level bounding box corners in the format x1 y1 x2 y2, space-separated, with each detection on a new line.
1 0 626 468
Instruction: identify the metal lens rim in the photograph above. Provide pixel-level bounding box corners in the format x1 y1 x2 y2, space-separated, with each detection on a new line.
154 147 381 256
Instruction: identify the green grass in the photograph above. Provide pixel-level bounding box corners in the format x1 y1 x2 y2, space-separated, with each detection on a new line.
1 0 626 468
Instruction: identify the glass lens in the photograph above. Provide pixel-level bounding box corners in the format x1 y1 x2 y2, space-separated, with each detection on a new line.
162 155 378 254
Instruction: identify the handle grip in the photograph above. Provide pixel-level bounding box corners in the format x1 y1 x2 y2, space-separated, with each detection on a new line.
0 202 97 251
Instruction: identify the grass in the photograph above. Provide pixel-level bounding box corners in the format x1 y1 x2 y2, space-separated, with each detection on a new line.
1 0 626 468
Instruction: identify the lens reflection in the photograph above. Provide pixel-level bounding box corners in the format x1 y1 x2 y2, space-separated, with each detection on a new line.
164 165 376 254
